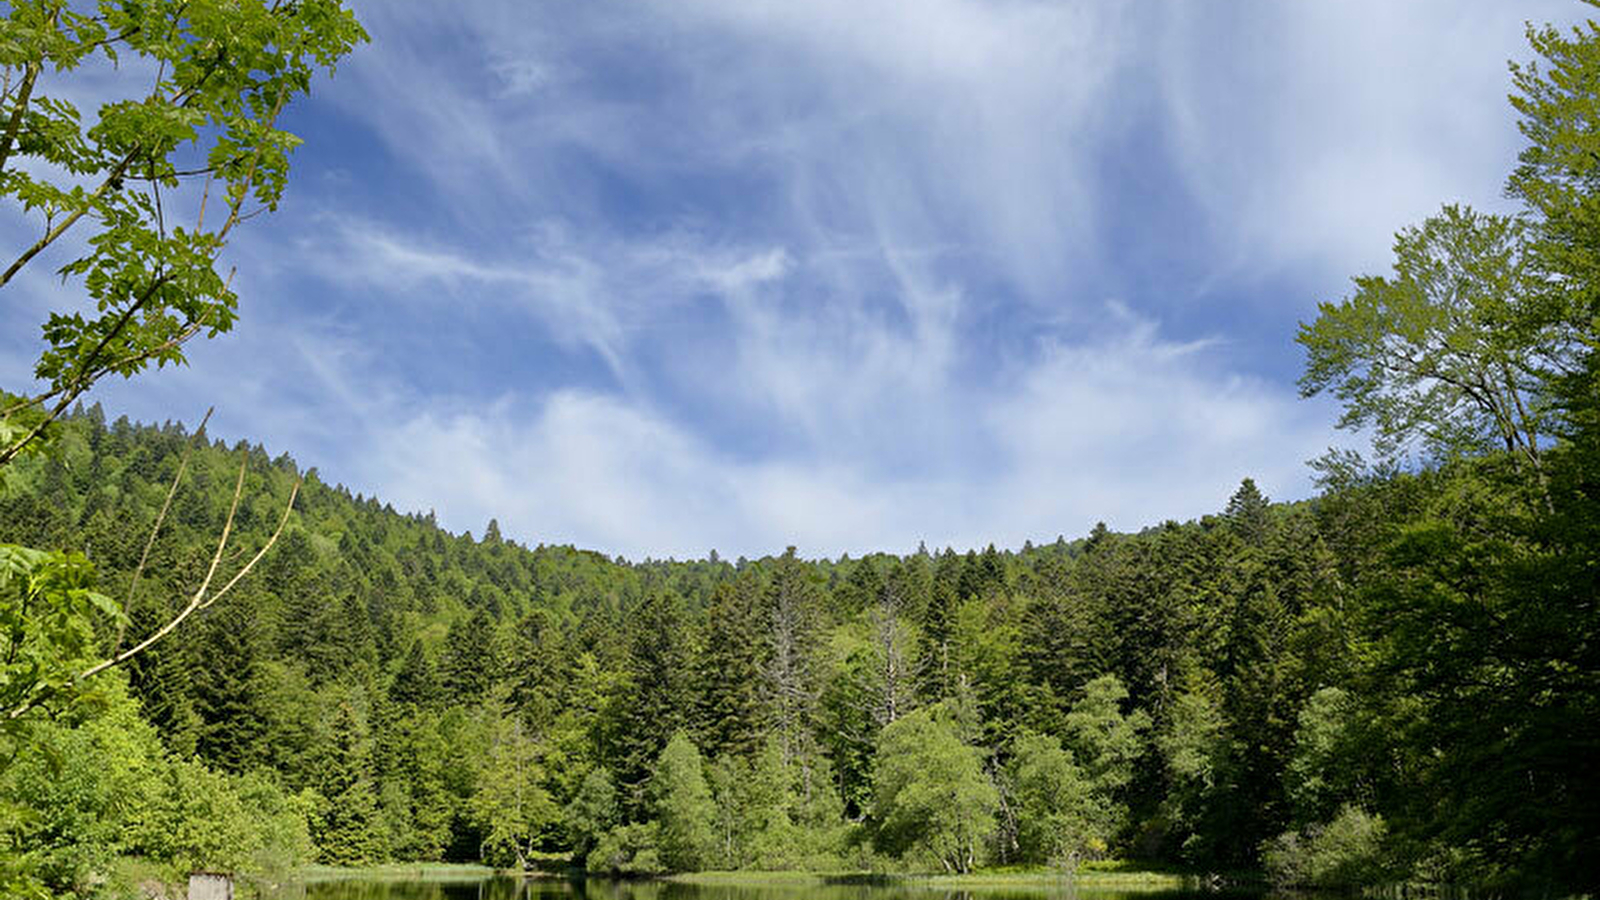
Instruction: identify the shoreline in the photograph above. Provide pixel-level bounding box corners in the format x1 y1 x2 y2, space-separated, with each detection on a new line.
665 869 1198 891
281 862 1206 891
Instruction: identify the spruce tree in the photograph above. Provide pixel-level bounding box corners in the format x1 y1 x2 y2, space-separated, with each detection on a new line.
695 577 766 759
191 597 268 772
315 696 386 864
919 550 962 703
389 639 440 709
612 590 696 817
440 609 498 705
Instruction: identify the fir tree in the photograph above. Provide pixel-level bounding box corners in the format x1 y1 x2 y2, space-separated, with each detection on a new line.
191 597 268 772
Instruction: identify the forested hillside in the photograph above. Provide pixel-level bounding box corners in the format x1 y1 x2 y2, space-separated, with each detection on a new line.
4 3 1600 899
2 403 1594 895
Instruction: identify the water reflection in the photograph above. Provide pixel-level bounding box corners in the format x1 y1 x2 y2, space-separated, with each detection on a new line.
252 877 1286 900
257 877 1269 900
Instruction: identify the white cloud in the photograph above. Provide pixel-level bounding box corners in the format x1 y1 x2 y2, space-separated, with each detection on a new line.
5 1 1557 558
353 304 1332 559
1157 0 1580 288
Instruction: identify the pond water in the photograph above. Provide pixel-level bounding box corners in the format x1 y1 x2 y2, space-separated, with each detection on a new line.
253 876 1274 900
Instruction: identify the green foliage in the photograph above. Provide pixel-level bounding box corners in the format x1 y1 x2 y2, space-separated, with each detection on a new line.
310 694 385 865
696 578 767 759
1510 8 1600 441
389 640 441 709
1344 455 1599 891
0 676 161 893
1510 8 1600 330
1284 687 1367 826
383 711 452 862
651 731 716 873
0 4 1593 892
0 375 1593 892
871 704 998 874
470 705 557 869
1263 806 1393 889
1156 688 1227 863
1298 205 1564 467
589 823 663 875
1009 730 1108 866
1063 675 1149 817
0 676 308 895
0 0 368 464
566 767 619 866
610 590 697 816
0 543 121 729
441 609 498 705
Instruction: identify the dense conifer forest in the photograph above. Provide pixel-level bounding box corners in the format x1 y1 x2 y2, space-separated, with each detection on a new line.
1 403 1595 895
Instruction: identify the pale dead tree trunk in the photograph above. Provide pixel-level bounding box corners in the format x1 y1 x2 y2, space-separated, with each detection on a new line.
989 757 1019 864
833 579 928 769
766 596 801 767
763 558 816 769
869 579 919 730
514 717 528 871
6 413 301 722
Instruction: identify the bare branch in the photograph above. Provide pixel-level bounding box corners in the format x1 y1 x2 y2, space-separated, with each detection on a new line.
113 406 215 656
8 453 302 721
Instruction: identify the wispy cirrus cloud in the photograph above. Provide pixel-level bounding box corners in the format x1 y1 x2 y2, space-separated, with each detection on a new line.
2 0 1582 557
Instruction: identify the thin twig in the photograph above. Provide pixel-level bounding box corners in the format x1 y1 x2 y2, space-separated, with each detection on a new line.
113 407 215 656
196 169 214 233
150 159 166 240
200 477 300 609
0 23 246 291
0 149 141 288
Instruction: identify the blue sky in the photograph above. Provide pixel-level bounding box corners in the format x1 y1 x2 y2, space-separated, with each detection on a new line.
1 1 1584 559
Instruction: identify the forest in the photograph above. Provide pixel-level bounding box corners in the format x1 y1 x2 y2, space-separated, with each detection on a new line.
1 388 1595 896
1 2 1598 899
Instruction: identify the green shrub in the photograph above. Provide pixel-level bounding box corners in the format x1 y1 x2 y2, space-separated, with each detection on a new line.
589 823 663 874
1263 805 1394 888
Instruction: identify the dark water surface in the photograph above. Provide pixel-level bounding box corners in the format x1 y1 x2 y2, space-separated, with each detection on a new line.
255 876 1273 900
